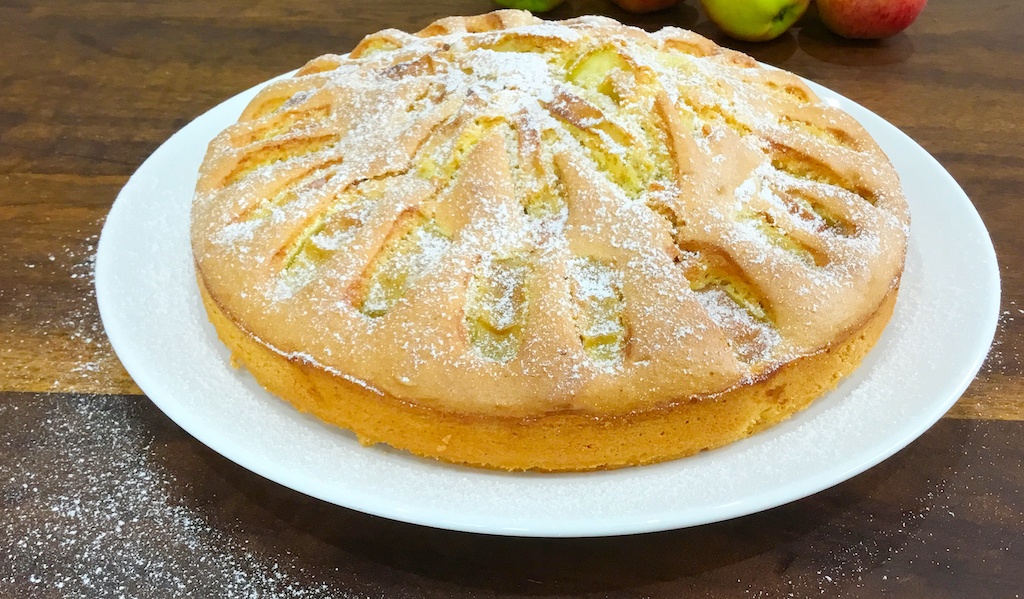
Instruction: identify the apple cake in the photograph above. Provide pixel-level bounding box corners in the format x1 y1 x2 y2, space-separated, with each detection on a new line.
191 10 909 471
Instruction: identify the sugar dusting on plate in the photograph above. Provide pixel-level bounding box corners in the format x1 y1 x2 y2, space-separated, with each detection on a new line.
86 9 1001 538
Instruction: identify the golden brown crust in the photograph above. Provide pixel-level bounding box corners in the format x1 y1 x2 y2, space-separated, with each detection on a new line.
199 273 898 471
191 11 909 470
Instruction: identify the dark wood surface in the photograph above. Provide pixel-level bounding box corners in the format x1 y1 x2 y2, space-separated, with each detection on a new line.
1 0 1022 596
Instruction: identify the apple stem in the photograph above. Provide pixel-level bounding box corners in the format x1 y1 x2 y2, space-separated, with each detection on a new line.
773 6 794 24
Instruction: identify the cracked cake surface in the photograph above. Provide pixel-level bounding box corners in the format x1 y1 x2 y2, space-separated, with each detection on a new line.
191 10 909 470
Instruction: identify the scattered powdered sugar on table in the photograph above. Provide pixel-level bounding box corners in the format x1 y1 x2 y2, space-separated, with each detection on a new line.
51 234 110 390
3 228 126 393
0 395 342 598
982 298 1023 377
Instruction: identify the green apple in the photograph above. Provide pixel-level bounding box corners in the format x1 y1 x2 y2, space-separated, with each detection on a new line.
699 0 810 42
612 0 681 14
493 0 566 13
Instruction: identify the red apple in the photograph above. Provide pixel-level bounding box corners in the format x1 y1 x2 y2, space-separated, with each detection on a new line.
612 0 680 14
817 0 928 39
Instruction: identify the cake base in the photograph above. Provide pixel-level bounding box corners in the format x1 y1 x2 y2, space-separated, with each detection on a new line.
199 275 898 472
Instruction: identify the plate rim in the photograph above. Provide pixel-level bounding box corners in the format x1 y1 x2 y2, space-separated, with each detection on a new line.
94 72 1000 538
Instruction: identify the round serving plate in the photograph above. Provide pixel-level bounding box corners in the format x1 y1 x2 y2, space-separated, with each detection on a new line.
95 71 999 537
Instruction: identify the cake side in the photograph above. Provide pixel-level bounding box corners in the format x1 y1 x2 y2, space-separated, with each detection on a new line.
199 271 898 471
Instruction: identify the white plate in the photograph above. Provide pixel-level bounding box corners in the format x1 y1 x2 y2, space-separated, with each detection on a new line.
95 74 999 538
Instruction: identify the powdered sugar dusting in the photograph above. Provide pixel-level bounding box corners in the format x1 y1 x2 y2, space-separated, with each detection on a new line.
981 298 1024 378
191 12 908 411
1 228 135 395
694 287 781 363
0 395 339 598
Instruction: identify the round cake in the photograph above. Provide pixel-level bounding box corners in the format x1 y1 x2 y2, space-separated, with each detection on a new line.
191 10 909 471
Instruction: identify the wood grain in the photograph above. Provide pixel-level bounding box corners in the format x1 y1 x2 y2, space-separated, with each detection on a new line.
1 0 1022 414
1 1 1023 595
1 392 1021 597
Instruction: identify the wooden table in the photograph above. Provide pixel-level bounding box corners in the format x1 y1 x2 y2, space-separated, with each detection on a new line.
2 0 1022 596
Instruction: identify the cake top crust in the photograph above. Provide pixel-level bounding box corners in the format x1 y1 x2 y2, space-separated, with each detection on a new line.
191 10 909 417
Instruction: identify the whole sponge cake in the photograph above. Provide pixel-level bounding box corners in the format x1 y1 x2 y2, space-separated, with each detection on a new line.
191 10 909 471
